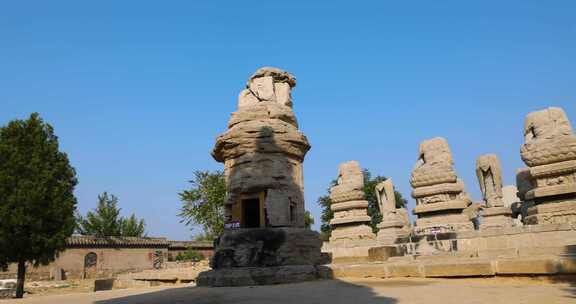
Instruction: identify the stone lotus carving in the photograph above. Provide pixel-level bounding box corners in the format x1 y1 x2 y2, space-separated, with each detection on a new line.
521 107 576 167
410 137 458 188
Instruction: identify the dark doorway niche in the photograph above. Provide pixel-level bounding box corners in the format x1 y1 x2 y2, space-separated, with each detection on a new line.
242 198 261 228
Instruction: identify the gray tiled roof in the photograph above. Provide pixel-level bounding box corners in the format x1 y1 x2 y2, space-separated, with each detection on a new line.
168 240 214 249
67 236 170 248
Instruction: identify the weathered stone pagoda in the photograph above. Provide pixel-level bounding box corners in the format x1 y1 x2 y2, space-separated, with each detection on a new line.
410 137 474 233
476 154 513 229
198 67 323 287
520 107 576 224
329 161 375 243
325 160 375 262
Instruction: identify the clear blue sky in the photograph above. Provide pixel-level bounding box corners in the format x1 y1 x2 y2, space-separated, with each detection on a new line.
1 1 574 240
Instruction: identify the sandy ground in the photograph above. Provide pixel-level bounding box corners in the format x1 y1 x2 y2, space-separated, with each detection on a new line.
1 277 575 304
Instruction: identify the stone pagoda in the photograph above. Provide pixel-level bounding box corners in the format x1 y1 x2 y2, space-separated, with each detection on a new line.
476 154 513 229
329 161 375 243
198 67 322 287
325 160 376 262
410 137 474 233
520 107 576 225
375 179 411 244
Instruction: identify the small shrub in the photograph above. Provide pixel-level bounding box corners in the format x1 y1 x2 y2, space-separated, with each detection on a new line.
175 247 204 262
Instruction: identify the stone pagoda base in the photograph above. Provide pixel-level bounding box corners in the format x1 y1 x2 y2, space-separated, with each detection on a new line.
199 227 323 287
523 160 576 225
329 223 375 243
197 265 321 287
413 200 474 234
480 206 514 230
525 200 576 225
377 220 409 245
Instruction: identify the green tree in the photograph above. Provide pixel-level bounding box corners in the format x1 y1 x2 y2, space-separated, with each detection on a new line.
179 170 226 238
76 192 146 237
304 210 315 229
318 169 408 240
119 214 146 237
0 113 78 298
175 247 205 262
318 180 337 241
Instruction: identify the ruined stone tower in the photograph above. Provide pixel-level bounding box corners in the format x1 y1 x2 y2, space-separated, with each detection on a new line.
212 67 310 229
199 67 322 287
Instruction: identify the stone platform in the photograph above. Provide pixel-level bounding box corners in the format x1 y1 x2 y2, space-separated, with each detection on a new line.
197 265 323 287
323 222 576 280
200 227 323 287
327 253 576 279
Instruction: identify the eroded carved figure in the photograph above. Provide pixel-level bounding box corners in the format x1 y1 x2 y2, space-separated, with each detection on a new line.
375 179 411 244
476 154 504 207
376 179 396 215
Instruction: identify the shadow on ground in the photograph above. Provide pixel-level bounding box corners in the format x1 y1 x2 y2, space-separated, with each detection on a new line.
552 245 576 299
94 279 402 304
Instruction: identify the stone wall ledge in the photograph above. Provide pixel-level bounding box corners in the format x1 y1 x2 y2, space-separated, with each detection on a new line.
326 255 576 279
455 223 576 239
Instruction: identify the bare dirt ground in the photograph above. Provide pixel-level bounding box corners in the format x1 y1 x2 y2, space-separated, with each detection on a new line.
1 277 575 304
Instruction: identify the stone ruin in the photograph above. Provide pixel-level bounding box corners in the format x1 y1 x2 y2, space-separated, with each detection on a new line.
329 161 375 243
198 67 323 287
376 179 411 244
213 67 309 228
410 137 474 233
203 75 576 283
520 107 576 224
476 154 513 229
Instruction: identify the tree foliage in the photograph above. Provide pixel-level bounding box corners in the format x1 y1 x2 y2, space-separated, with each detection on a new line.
304 210 315 229
175 247 204 262
318 168 408 240
0 113 78 298
76 192 146 237
179 170 226 238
